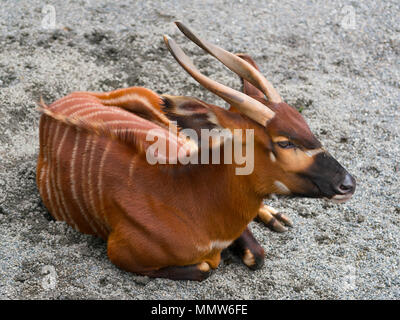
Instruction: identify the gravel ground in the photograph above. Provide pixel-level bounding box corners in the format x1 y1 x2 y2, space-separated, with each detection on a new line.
0 0 399 299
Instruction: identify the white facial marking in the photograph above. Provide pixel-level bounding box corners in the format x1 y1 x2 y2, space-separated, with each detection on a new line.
269 152 276 162
304 148 324 157
331 194 352 203
274 180 291 194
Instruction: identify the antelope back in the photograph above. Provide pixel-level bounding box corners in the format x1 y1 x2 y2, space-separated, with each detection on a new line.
36 88 188 239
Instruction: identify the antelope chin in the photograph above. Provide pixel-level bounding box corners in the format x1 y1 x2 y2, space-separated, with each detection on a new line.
330 194 353 203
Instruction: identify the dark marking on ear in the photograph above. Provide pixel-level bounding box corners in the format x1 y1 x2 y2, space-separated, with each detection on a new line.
179 101 208 113
161 95 223 139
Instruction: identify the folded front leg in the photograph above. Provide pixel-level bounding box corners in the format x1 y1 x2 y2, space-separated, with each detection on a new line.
143 262 211 281
229 227 265 270
256 204 293 233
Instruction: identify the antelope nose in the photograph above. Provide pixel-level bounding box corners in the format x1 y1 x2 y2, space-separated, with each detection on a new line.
336 173 356 195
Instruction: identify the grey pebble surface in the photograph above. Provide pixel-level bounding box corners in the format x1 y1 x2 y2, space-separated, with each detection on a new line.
0 0 399 299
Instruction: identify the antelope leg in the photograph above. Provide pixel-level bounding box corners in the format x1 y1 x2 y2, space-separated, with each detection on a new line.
256 204 293 233
228 227 265 270
143 262 211 281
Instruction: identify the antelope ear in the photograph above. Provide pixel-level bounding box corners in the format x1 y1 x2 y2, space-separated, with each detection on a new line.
161 95 223 136
236 54 265 99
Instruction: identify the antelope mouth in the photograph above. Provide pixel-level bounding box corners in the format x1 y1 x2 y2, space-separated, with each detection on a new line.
330 193 354 203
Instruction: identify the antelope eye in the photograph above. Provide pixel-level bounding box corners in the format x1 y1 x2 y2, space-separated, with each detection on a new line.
276 140 296 149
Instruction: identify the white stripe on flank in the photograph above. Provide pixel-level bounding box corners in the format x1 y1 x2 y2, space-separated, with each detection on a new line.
98 93 154 109
70 131 99 235
68 105 102 118
104 120 146 126
112 127 179 141
38 165 46 199
110 128 150 134
97 141 111 226
80 108 150 122
81 110 128 120
68 104 125 117
87 136 98 216
110 127 181 152
128 157 136 182
80 135 106 236
87 136 108 236
44 120 57 219
56 126 80 231
41 118 49 162
70 105 145 120
49 121 63 220
97 141 112 228
51 96 96 110
61 102 102 115
38 118 49 200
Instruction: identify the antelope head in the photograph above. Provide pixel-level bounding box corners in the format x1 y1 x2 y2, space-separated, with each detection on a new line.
163 22 356 203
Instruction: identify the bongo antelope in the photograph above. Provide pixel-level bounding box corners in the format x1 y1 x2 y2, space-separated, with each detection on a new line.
36 22 356 281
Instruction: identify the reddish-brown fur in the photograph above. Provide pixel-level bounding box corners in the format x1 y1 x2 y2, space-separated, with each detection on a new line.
37 52 355 281
37 88 271 274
